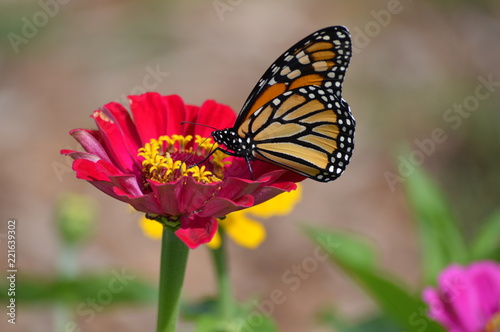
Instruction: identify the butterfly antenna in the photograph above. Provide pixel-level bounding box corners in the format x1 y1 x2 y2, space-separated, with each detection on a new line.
180 121 217 131
181 136 217 170
177 121 217 169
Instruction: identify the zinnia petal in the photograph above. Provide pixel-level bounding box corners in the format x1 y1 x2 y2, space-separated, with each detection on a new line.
468 262 500 324
423 261 500 332
69 129 113 163
176 216 218 249
91 105 142 173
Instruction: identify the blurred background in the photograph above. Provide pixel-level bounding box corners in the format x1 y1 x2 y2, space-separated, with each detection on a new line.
1 0 499 331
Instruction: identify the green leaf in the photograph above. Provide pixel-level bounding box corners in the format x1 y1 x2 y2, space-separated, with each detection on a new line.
0 275 54 302
346 315 402 332
318 311 402 332
182 298 218 321
0 273 156 305
404 165 467 283
186 298 277 332
470 210 500 260
305 226 445 332
302 225 376 269
195 314 276 332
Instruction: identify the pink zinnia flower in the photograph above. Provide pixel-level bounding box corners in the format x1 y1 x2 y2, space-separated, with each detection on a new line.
423 261 500 332
61 93 303 248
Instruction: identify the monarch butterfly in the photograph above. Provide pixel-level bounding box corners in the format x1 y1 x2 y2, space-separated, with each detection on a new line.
212 26 355 182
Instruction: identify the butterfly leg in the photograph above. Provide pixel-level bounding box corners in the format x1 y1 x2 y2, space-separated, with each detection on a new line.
245 156 254 180
216 148 256 180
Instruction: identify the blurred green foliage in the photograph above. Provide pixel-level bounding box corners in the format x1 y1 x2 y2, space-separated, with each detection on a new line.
0 273 156 305
56 193 96 245
183 297 277 332
306 166 499 332
318 311 403 332
0 192 156 329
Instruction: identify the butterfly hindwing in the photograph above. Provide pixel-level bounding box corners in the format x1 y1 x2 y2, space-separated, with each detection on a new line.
240 85 354 182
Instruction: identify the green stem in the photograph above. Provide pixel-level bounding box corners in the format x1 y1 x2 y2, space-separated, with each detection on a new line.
210 230 233 320
156 227 190 332
55 243 78 332
58 244 78 277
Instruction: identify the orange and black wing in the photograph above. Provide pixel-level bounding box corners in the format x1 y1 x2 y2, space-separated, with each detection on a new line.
241 84 354 182
235 26 352 128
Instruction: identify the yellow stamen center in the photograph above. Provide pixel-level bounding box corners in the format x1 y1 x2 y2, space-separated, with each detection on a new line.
137 134 230 185
486 312 500 332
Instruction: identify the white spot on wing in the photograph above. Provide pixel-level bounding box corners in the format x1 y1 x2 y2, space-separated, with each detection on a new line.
313 61 329 72
298 55 310 65
287 69 301 79
280 66 291 76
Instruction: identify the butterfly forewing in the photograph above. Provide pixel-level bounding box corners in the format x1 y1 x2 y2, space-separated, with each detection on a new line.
237 26 352 127
212 26 355 182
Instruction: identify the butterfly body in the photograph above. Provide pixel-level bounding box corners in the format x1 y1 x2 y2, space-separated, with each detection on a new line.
212 129 254 159
212 26 355 182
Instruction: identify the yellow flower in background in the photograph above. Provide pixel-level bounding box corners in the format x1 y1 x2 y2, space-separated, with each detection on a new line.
139 183 302 249
208 183 302 249
140 215 163 240
207 210 265 249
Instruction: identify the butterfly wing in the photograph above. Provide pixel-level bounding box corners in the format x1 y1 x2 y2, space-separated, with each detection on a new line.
232 26 354 182
239 84 354 182
235 26 352 128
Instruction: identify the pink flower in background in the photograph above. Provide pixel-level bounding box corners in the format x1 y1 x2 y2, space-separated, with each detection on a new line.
422 261 500 332
61 93 303 249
